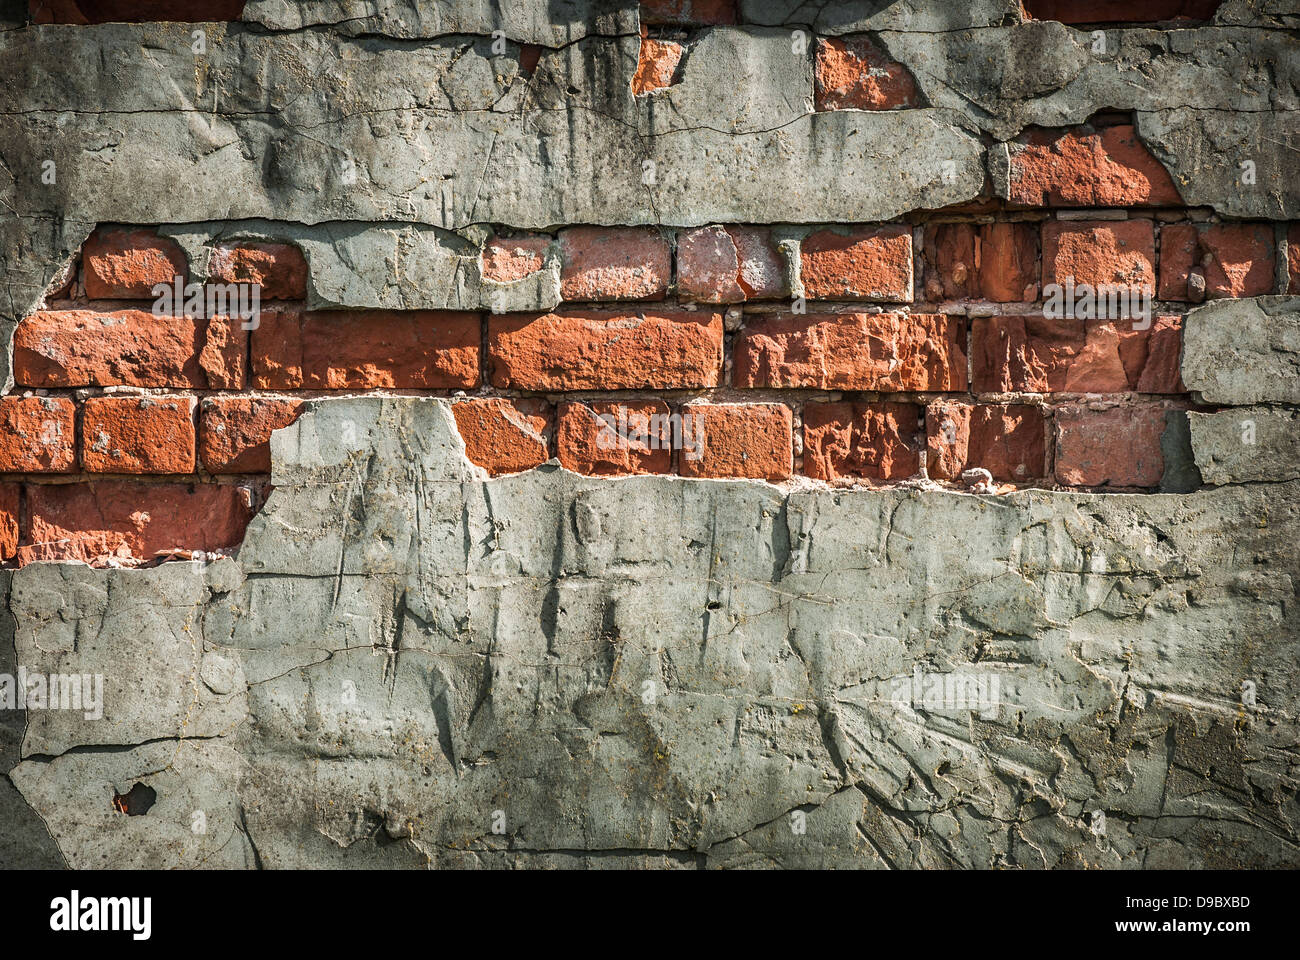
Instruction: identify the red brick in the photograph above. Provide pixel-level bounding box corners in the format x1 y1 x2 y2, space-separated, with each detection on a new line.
973 315 1185 395
30 1 246 23
814 37 920 111
489 309 722 390
1158 222 1276 301
1023 1 1222 23
1042 219 1155 291
252 309 481 389
1008 125 1182 207
200 396 304 474
639 0 736 26
1290 224 1300 294
0 397 76 474
452 398 551 475
482 235 551 283
19 481 257 566
1054 404 1168 487
82 227 187 300
923 224 977 301
14 308 246 389
208 242 308 300
83 395 196 475
679 403 792 481
802 402 920 482
632 37 683 95
800 226 913 301
926 401 1047 482
0 484 17 560
557 400 673 476
558 227 670 301
979 222 1039 302
733 313 966 391
677 226 785 303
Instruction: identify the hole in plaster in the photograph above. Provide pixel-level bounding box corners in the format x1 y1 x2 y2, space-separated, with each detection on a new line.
111 783 157 816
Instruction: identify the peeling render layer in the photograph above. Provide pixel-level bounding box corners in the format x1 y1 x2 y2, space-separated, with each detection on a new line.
0 395 1297 869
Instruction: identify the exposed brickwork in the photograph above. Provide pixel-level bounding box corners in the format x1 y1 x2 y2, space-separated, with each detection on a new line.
800 226 913 301
200 396 304 474
82 227 188 300
0 484 18 561
558 227 671 302
814 37 921 112
679 403 793 481
557 400 673 475
927 401 1048 482
677 226 785 302
208 242 308 300
734 313 966 391
19 481 257 565
0 397 77 473
252 309 481 389
1158 222 1277 301
15 308 247 389
1054 404 1168 487
1008 126 1182 207
803 402 921 482
490 310 723 390
82 395 197 474
1042 220 1155 290
482 235 550 283
453 398 552 475
632 36 683 95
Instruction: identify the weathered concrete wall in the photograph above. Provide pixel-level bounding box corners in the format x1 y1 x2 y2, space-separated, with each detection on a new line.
1 0 1297 868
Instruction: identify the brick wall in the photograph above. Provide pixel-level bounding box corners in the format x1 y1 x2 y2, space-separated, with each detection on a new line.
2 2 1292 568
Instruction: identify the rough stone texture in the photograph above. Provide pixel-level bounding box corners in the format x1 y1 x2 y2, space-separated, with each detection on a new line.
4 397 1298 868
1188 407 1300 485
1181 297 1300 405
632 37 684 96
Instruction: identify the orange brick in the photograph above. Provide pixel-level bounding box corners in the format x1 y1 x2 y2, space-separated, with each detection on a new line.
489 310 722 390
482 235 550 283
200 396 304 474
679 403 792 481
14 308 246 389
1053 404 1167 487
19 481 257 565
557 400 673 475
83 395 196 474
814 37 920 111
632 37 683 95
558 227 670 301
733 313 966 391
252 309 481 389
1008 125 1182 207
1158 222 1276 301
800 226 913 301
208 242 308 300
927 401 1047 482
802 402 920 482
82 227 188 299
0 484 17 560
0 397 77 473
979 222 1038 302
1042 220 1155 291
452 398 551 475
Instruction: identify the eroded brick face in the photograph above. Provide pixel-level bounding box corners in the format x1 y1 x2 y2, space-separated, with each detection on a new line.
453 398 552 475
814 37 921 112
